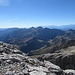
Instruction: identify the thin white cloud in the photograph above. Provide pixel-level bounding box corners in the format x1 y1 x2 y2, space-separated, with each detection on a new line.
0 0 23 6
0 0 10 6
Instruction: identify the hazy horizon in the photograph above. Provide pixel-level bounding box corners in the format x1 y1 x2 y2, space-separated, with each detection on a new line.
0 24 75 29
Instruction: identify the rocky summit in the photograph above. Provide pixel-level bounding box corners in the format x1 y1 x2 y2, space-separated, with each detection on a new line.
0 42 75 75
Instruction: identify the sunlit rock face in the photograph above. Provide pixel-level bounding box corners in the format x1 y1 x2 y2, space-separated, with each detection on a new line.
37 46 75 70
0 42 63 75
64 69 75 75
0 42 75 75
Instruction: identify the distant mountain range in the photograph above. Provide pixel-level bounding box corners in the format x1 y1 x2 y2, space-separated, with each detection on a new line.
0 26 75 54
0 27 64 53
45 24 75 30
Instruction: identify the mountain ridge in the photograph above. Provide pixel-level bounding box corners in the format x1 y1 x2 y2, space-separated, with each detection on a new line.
0 27 75 55
0 27 65 53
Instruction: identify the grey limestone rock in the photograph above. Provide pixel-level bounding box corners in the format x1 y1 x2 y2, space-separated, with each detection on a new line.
0 42 74 75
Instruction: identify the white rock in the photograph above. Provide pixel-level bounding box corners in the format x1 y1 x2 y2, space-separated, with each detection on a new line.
6 71 14 75
30 71 46 75
64 69 75 74
27 65 48 72
44 60 60 70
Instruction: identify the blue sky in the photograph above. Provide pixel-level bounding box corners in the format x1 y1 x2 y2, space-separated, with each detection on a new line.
0 0 75 28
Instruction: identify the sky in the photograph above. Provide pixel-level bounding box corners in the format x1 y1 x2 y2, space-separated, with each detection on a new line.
0 0 75 28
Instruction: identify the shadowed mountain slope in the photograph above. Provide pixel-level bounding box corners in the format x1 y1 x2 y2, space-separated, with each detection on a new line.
0 27 65 53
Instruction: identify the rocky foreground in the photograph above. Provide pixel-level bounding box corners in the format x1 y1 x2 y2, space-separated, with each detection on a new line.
0 42 75 75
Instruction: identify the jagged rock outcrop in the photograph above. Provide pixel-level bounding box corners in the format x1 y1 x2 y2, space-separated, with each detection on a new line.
37 46 75 70
0 42 64 75
0 42 75 75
